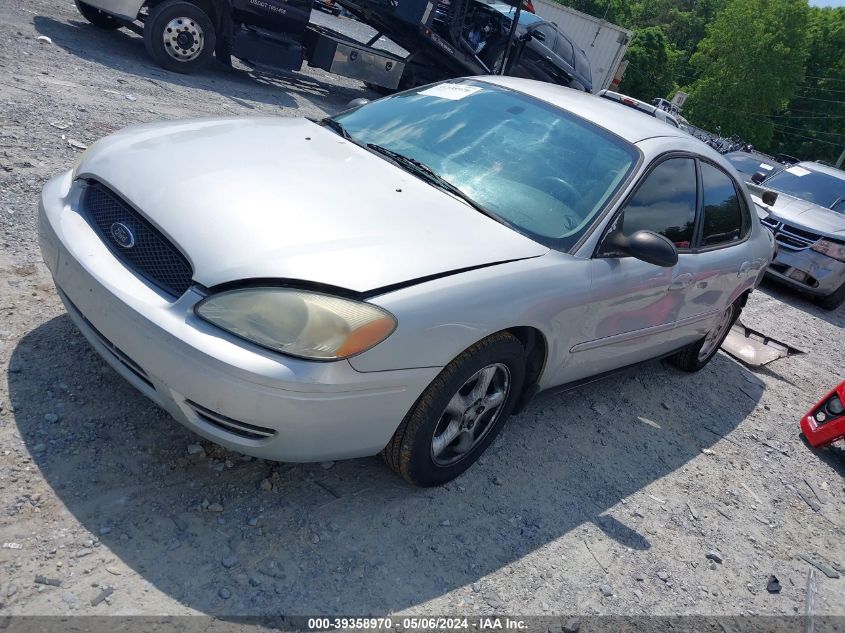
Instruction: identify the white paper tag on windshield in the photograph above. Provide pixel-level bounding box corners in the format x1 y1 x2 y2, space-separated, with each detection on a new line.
759 163 773 171
419 84 483 100
786 166 810 177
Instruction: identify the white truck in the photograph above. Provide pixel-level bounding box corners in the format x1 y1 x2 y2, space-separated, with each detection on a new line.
532 0 631 92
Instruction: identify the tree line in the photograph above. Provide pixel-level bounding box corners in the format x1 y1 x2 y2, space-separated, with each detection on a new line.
555 0 844 164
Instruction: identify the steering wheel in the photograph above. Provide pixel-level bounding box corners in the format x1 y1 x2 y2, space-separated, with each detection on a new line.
540 176 583 207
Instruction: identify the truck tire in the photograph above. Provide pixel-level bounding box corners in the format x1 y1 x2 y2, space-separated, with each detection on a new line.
75 0 121 29
815 280 845 311
143 1 216 73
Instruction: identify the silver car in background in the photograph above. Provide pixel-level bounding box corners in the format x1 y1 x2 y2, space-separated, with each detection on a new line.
38 77 774 486
749 161 845 310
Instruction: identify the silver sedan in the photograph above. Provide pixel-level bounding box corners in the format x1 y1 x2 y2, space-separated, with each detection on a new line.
38 77 774 486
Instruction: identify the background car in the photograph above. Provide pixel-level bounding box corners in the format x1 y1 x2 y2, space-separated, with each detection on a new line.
750 161 845 309
724 149 783 183
39 78 772 486
598 89 683 128
465 3 593 91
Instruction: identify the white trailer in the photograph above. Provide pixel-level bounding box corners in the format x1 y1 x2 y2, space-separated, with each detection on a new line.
532 0 631 92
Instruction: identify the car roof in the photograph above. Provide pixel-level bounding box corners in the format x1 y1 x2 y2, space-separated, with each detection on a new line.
476 78 689 143
798 161 845 181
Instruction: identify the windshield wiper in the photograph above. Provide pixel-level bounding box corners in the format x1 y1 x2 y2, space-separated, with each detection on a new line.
365 143 498 220
321 118 350 139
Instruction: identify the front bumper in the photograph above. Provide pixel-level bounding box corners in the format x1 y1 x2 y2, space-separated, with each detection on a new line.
38 172 440 462
764 244 845 297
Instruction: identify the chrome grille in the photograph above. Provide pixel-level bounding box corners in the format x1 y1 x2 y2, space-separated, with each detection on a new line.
760 217 820 251
80 181 193 299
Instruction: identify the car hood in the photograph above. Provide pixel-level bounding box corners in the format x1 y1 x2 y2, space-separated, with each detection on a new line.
752 190 845 238
75 117 548 293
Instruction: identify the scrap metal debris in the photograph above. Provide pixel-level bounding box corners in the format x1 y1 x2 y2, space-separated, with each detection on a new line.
722 320 804 366
90 587 114 606
34 575 61 586
796 554 840 579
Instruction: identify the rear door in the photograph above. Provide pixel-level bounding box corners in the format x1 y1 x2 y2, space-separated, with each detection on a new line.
671 160 755 342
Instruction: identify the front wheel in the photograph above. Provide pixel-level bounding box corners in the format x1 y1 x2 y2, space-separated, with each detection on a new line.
75 0 121 29
668 300 740 372
143 0 216 73
381 332 526 486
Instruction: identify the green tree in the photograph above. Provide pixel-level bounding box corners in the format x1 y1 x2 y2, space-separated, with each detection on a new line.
616 26 676 101
683 0 810 147
771 7 845 163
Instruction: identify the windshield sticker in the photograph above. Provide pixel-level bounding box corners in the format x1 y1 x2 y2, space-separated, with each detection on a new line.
419 84 483 100
759 163 773 170
786 166 811 177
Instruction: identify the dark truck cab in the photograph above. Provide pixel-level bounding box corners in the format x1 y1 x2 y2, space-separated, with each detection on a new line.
73 0 591 91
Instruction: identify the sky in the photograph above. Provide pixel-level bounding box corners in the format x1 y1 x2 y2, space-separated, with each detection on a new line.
809 0 845 6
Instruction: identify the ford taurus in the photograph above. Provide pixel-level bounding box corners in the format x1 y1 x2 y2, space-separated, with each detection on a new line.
38 77 774 486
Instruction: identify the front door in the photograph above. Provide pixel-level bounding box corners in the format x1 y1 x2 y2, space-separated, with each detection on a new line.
564 157 701 381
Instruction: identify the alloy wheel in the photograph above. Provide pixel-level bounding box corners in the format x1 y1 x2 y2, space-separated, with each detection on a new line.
430 363 511 466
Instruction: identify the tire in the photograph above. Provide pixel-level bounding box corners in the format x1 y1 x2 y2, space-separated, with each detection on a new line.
75 0 121 29
381 332 526 487
143 1 216 74
815 281 845 311
668 299 741 372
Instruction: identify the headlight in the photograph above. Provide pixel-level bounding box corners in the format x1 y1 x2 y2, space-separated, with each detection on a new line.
811 238 845 262
195 288 396 360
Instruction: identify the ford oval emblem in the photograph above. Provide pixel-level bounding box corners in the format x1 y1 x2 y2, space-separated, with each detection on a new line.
110 222 135 249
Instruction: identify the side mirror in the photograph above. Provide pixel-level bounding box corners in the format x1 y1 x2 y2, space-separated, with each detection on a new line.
751 171 767 185
602 230 678 268
761 190 778 206
346 98 370 109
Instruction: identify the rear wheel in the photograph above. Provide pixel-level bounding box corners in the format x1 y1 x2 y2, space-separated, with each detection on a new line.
668 300 740 372
381 332 525 486
815 281 845 311
75 0 121 29
143 1 216 73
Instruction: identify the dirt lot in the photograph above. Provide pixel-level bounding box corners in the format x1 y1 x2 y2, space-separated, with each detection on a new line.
1 0 844 619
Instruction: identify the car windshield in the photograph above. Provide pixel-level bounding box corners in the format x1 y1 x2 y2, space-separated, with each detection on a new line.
763 166 845 210
332 79 639 249
725 152 780 178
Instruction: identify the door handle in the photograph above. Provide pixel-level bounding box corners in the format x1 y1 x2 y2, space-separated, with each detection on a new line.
669 273 694 290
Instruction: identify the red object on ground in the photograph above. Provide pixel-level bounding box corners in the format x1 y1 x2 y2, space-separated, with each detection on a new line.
801 381 845 448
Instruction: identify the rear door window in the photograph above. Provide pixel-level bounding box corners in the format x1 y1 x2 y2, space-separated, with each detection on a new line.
618 158 698 249
700 162 746 247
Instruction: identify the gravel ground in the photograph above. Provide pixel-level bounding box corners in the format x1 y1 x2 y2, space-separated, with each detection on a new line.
1 0 844 619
